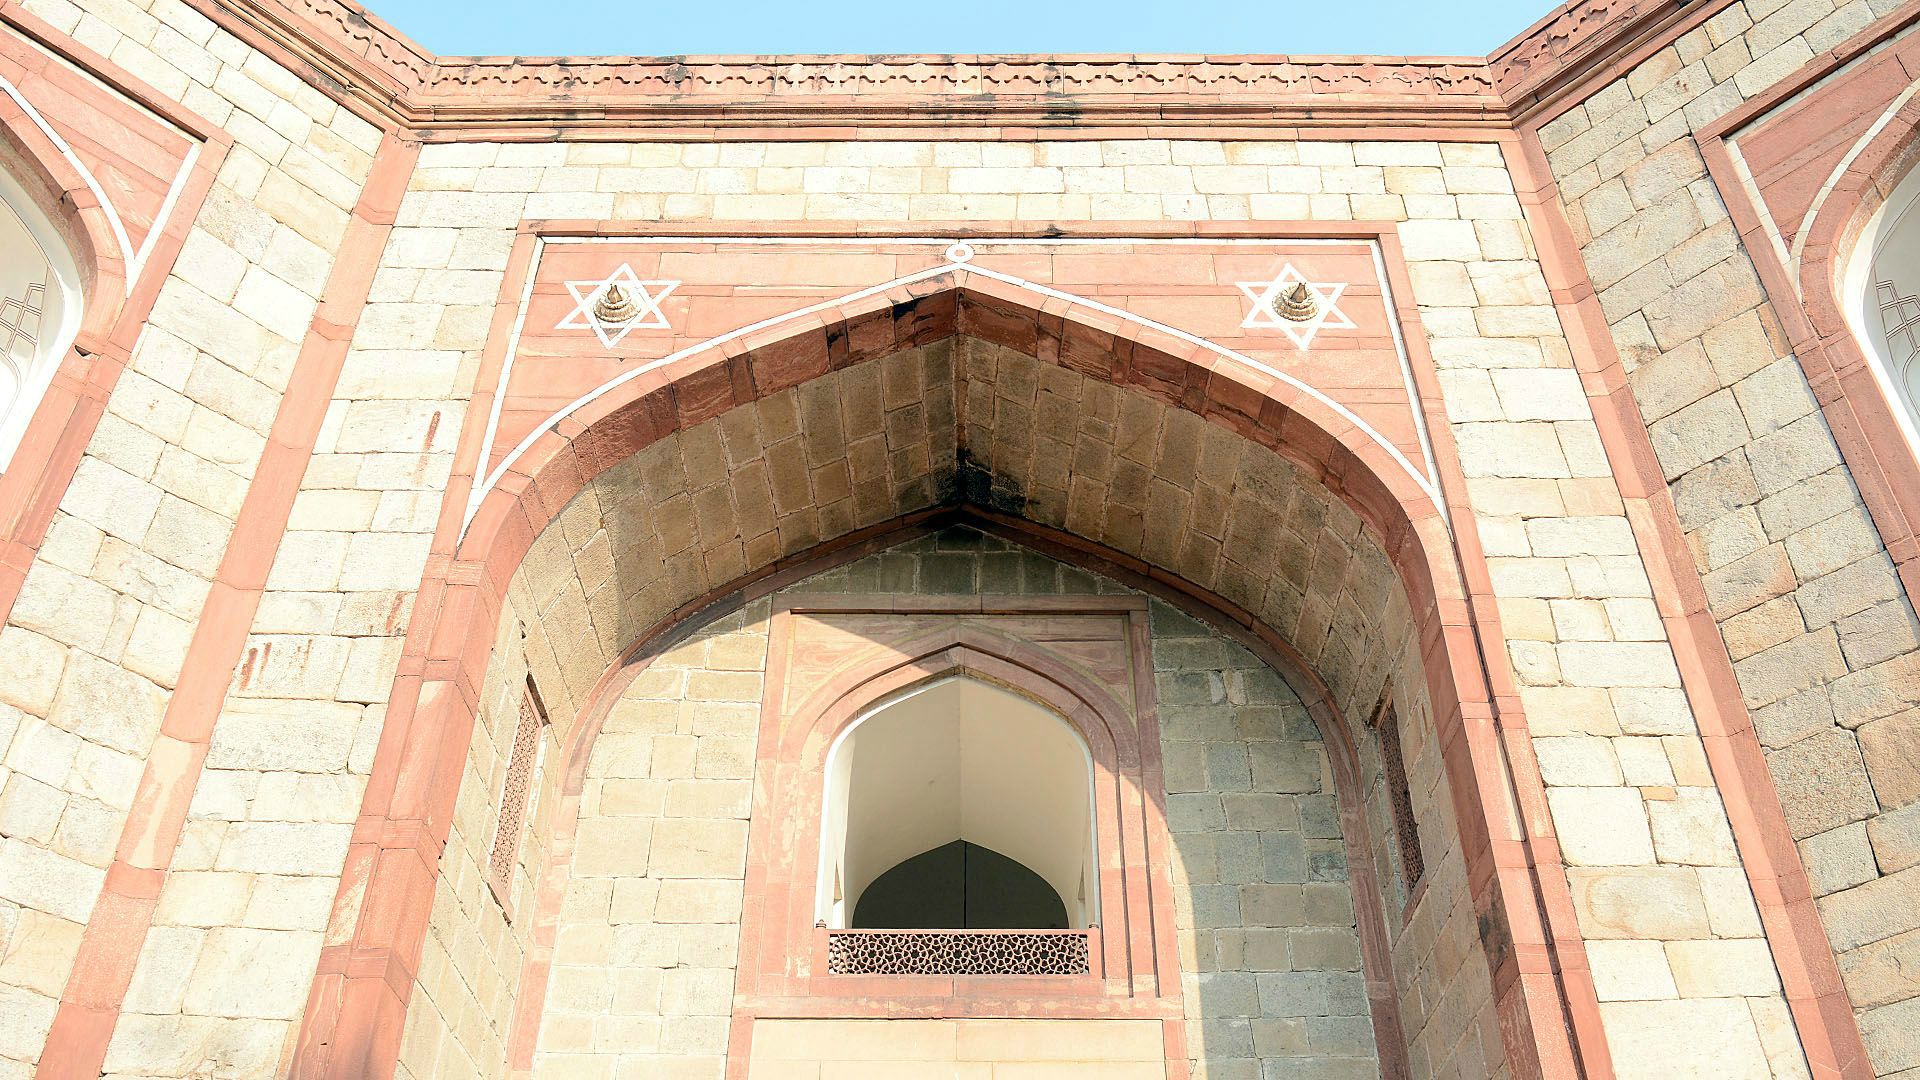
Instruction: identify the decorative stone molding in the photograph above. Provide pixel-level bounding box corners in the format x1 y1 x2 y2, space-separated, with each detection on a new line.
1489 0 1662 95
416 54 1497 99
193 0 1734 134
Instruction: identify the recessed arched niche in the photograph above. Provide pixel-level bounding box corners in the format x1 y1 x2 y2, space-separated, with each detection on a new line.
1846 161 1920 457
0 164 82 470
817 676 1097 931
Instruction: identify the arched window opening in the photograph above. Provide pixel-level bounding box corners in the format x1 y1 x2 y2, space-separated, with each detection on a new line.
1846 161 1920 457
818 677 1097 931
0 165 81 471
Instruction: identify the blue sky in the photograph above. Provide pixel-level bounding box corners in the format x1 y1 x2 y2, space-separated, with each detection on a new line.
370 0 1560 59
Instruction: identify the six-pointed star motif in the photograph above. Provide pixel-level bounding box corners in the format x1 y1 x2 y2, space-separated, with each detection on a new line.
555 263 679 348
1236 264 1356 350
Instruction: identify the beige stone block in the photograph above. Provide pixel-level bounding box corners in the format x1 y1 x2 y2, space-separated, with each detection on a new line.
1765 728 1877 839
1599 999 1770 1079
154 871 254 928
214 821 351 876
1559 642 1679 689
649 819 748 878
1646 788 1739 866
206 698 362 772
1533 736 1622 786
1613 737 1675 786
97 1013 283 1078
242 874 336 931
1567 866 1710 938
1867 802 1920 874
1858 708 1920 810
754 1019 958 1062
0 907 82 997
49 650 167 756
0 773 64 843
1665 938 1780 998
1586 939 1678 1001
654 879 744 923
952 1019 1164 1062
1797 818 1877 896
0 627 64 715
1819 866 1920 952
572 817 654 878
1837 926 1920 1010
1518 685 1619 736
62 456 166 545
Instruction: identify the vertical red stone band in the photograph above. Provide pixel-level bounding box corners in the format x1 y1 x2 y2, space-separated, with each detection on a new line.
36 132 419 1080
1505 130 1874 1080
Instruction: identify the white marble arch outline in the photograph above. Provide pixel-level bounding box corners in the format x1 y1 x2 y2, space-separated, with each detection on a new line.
0 28 202 295
463 236 1447 536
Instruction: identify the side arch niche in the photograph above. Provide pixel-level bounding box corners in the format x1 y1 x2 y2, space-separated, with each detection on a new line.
0 159 81 468
1844 159 1920 461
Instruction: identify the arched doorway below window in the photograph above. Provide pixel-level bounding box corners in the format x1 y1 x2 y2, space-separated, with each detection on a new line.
818 676 1097 930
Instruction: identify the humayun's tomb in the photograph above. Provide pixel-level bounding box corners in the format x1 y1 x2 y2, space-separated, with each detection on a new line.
2 0 1920 1077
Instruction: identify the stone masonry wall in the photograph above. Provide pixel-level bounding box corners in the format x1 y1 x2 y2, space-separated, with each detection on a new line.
1538 0 1920 1072
0 25 1835 1065
396 594 556 1080
524 598 765 1080
0 0 382 1074
1148 592 1386 1080
213 133 1812 1076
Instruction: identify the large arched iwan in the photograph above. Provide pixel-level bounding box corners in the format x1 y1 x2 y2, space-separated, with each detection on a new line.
287 272 1604 1080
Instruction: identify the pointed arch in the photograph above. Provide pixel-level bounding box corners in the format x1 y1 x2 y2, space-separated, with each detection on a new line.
297 272 1596 1080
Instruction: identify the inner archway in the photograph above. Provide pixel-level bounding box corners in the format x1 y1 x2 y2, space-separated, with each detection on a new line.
821 676 1096 931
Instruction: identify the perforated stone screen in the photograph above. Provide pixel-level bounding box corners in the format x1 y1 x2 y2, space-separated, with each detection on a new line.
825 929 1092 976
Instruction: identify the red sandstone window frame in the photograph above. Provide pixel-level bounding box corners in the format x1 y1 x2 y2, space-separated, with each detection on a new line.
733 593 1184 1023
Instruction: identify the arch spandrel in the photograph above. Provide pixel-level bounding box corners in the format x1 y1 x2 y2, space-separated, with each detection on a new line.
459 279 1459 686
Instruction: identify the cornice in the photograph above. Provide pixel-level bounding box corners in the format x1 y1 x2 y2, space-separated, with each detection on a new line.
1488 0 1716 123
192 0 1734 138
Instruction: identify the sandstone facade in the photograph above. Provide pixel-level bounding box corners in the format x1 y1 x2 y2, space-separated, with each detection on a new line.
0 1 1914 1079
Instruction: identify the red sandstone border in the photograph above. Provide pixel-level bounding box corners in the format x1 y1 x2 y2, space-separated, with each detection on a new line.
1504 123 1877 1079
0 2 230 631
34 134 420 1079
734 601 1175 1041
288 219 1610 1078
1695 2 1920 612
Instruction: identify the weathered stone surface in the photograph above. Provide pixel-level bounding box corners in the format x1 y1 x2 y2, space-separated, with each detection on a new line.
1799 822 1878 897
1819 867 1920 953
1600 999 1770 1079
1567 867 1711 939
1765 729 1879 839
1859 708 1920 812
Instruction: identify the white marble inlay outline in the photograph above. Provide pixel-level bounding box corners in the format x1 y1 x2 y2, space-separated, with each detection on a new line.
463 236 1445 536
0 33 200 296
